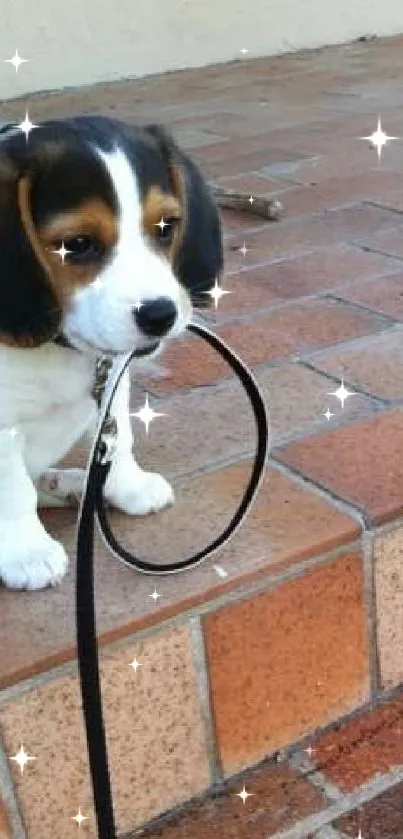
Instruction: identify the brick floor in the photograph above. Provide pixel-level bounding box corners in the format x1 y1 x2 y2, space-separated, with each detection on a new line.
135 761 329 838
3 31 403 839
305 694 403 792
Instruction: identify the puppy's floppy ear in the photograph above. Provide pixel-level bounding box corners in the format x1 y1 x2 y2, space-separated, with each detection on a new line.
0 132 62 347
145 124 223 306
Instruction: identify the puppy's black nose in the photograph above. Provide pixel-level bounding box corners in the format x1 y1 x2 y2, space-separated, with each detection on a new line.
134 297 177 338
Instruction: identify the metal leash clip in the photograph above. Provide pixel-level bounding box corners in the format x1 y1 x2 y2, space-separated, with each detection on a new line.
96 414 118 466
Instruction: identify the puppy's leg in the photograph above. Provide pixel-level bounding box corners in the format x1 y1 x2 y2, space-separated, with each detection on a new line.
0 429 68 590
102 370 174 515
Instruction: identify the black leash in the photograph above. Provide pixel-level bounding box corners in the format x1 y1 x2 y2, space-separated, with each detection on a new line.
76 321 269 839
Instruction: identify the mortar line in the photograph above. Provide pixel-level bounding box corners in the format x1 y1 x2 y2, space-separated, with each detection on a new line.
189 617 223 785
362 529 379 699
323 293 403 325
268 457 367 529
296 359 392 406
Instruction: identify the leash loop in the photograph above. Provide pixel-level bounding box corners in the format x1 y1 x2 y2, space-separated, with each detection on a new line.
76 321 269 839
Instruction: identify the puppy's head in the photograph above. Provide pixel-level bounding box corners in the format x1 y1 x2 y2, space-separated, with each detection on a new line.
0 116 223 355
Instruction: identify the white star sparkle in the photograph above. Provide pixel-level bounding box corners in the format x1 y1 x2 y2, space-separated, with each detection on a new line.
149 590 162 602
4 49 29 72
236 785 254 804
71 809 89 828
239 242 249 257
305 745 315 758
129 657 142 672
156 216 168 232
52 241 72 264
17 111 38 141
361 117 399 160
323 408 334 421
9 745 36 774
356 830 364 839
327 378 355 410
206 278 232 309
248 195 254 204
130 394 166 435
240 48 249 57
92 278 104 291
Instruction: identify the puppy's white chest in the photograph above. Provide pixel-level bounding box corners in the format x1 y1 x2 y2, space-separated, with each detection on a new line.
0 344 98 478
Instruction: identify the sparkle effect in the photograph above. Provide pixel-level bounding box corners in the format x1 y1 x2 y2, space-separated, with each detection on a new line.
236 785 254 804
9 745 36 774
206 278 232 309
71 809 89 828
155 216 168 232
323 408 334 422
130 394 166 435
361 117 399 160
239 242 249 258
4 49 29 72
149 590 162 602
240 48 249 57
327 378 355 410
52 241 72 264
304 745 315 758
129 658 142 672
17 111 38 141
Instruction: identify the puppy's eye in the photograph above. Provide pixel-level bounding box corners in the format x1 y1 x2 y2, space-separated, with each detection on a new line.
154 217 180 247
59 235 105 264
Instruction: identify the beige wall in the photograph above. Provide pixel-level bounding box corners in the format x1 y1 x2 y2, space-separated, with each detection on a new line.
1 0 403 100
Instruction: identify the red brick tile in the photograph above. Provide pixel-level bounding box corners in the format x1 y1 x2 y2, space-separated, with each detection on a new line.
139 299 389 394
139 762 328 838
275 409 403 525
0 464 359 688
225 205 399 268
196 146 315 179
305 330 403 401
217 246 398 318
204 554 369 774
266 172 403 219
126 362 375 481
309 694 403 792
260 141 403 185
340 273 403 320
335 782 403 838
214 173 290 197
194 135 309 164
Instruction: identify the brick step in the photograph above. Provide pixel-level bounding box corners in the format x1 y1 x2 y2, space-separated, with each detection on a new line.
134 689 403 838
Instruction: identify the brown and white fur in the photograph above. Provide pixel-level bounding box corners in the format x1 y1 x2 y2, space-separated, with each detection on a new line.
0 116 222 590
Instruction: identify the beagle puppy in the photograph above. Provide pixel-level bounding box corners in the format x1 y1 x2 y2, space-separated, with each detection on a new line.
0 115 222 590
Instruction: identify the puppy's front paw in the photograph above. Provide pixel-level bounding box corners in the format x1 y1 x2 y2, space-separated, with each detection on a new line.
0 515 68 590
105 469 174 516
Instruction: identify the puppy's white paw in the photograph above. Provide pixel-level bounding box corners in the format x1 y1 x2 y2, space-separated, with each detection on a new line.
36 468 85 508
105 469 174 516
0 515 68 590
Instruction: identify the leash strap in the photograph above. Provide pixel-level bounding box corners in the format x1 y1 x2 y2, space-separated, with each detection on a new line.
76 321 269 839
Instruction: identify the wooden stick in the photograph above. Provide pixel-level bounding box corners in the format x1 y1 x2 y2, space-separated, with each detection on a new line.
209 183 283 221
